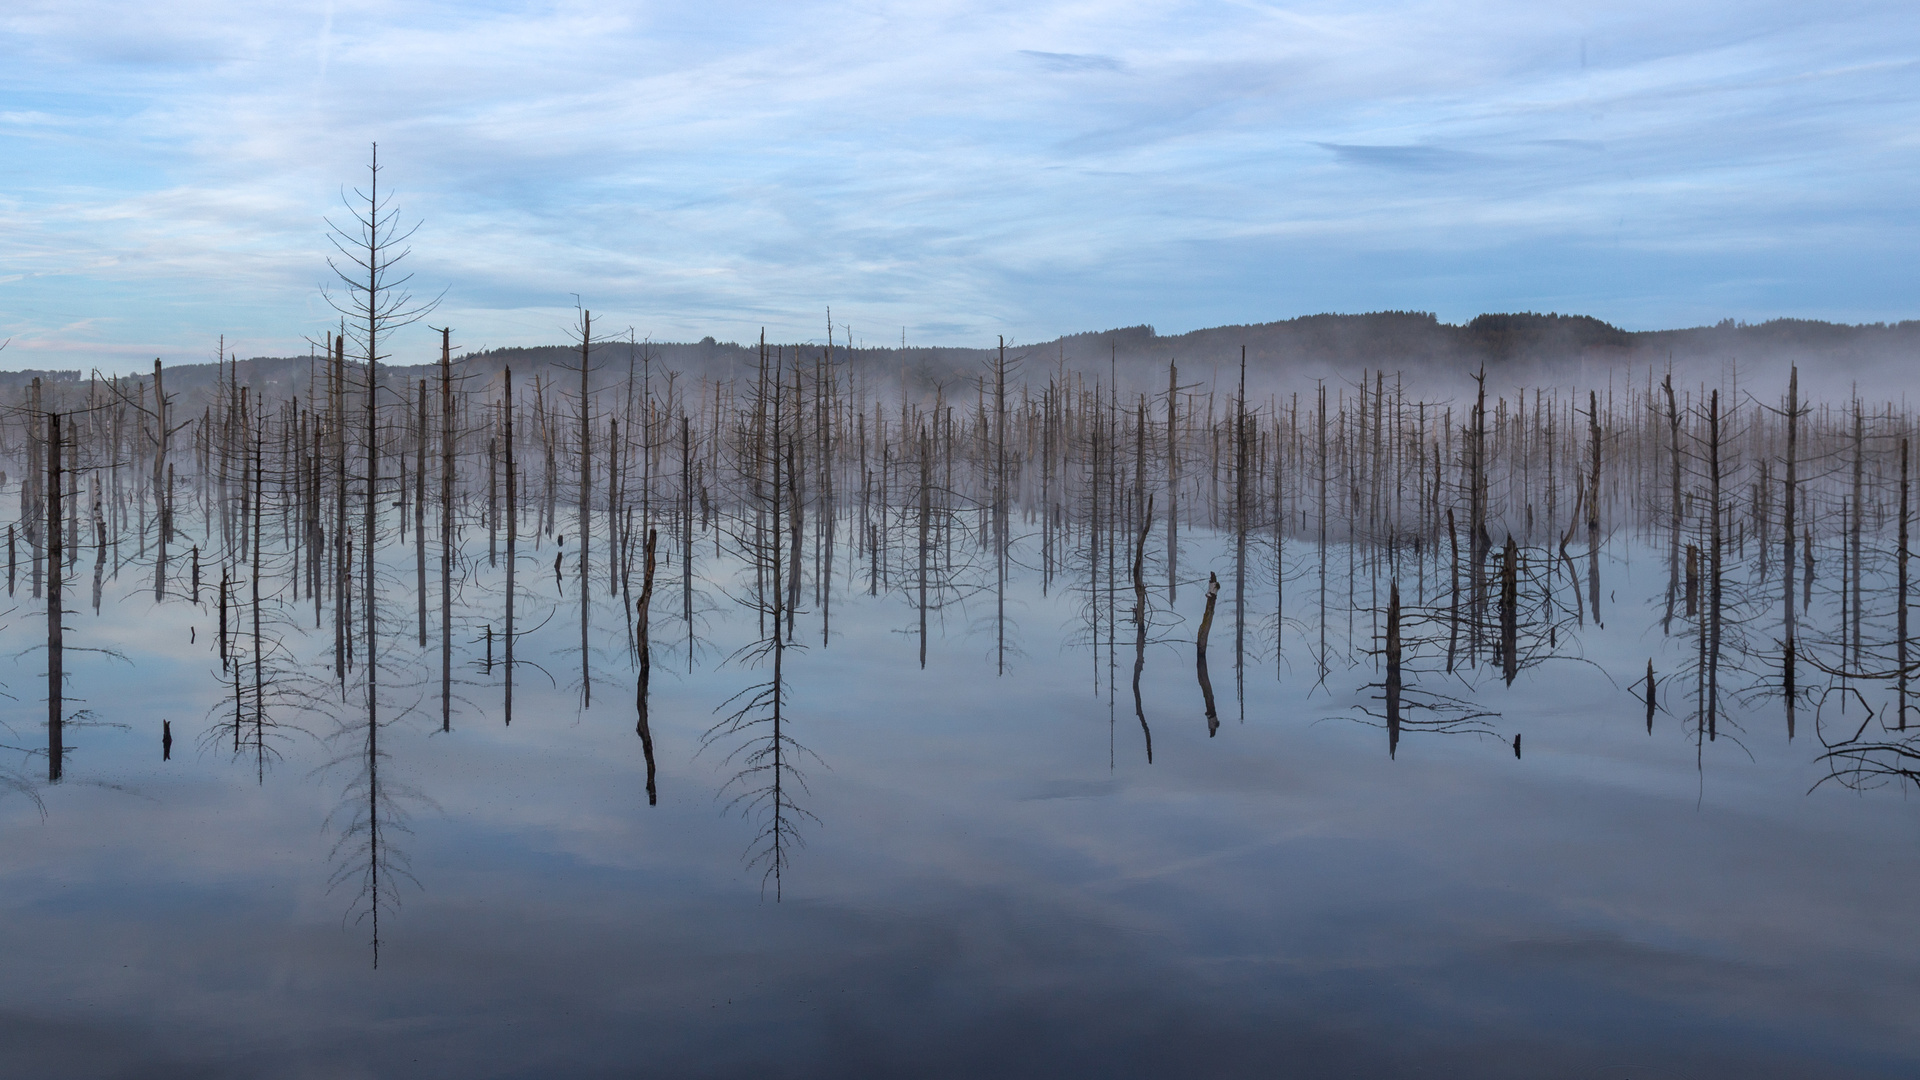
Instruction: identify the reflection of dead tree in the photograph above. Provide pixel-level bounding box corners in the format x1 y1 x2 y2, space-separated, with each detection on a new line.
1666 388 1772 758
307 530 441 968
321 694 424 971
196 419 318 782
0 607 33 798
708 646 818 901
1812 688 1920 796
634 527 659 805
1772 367 1808 737
199 603 317 783
1439 533 1587 683
1705 391 1725 739
1351 581 1501 758
1794 429 1914 741
555 305 627 710
483 370 560 723
1347 533 1590 757
1260 466 1312 681
315 517 437 970
898 419 986 667
0 722 44 816
1662 374 1684 634
991 339 1015 675
435 326 473 734
1628 659 1678 735
705 350 817 900
26 410 123 782
1130 495 1154 763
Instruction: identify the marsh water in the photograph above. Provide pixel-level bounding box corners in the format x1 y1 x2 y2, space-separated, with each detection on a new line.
3 352 1920 1077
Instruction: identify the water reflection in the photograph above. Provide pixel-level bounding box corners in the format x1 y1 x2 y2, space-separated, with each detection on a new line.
1196 572 1219 737
635 527 660 805
1129 495 1153 764
0 354 1918 1072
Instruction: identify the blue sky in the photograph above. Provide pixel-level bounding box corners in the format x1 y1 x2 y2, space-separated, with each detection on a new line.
2 0 1917 371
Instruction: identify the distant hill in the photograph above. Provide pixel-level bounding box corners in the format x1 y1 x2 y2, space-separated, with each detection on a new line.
6 312 1914 404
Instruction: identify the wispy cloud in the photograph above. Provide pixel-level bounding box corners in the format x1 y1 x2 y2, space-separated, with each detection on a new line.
1315 143 1485 172
1020 50 1125 73
0 0 1917 369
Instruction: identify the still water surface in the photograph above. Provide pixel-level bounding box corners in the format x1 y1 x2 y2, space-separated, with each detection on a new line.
2 541 1916 1078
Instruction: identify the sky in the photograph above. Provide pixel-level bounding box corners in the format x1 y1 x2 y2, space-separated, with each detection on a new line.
1 0 1917 372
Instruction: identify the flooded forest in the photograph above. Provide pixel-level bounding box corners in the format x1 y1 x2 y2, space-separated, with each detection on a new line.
6 326 1920 1074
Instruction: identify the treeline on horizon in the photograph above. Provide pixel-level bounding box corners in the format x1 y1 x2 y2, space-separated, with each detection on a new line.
7 311 1917 397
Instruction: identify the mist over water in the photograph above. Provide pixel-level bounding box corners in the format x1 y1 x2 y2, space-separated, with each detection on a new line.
2 343 1918 1078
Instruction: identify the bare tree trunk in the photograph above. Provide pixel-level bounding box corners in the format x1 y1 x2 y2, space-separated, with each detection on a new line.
220 565 230 670
1317 383 1329 680
788 364 804 644
1901 438 1910 731
488 432 498 569
506 370 517 725
441 330 455 732
153 359 170 600
683 413 694 668
415 380 427 647
1707 390 1722 741
1587 390 1602 626
334 335 348 683
995 338 1008 674
1446 507 1460 673
1500 535 1519 685
30 378 42 602
579 314 593 708
1663 376 1682 633
919 425 931 669
1468 369 1488 656
364 299 381 846
46 411 61 782
1386 580 1401 758
1783 367 1799 738
770 388 789 901
1852 400 1865 670
1686 544 1699 618
253 421 266 784
1166 361 1178 603
1196 571 1219 736
1233 347 1248 702
310 423 322 627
